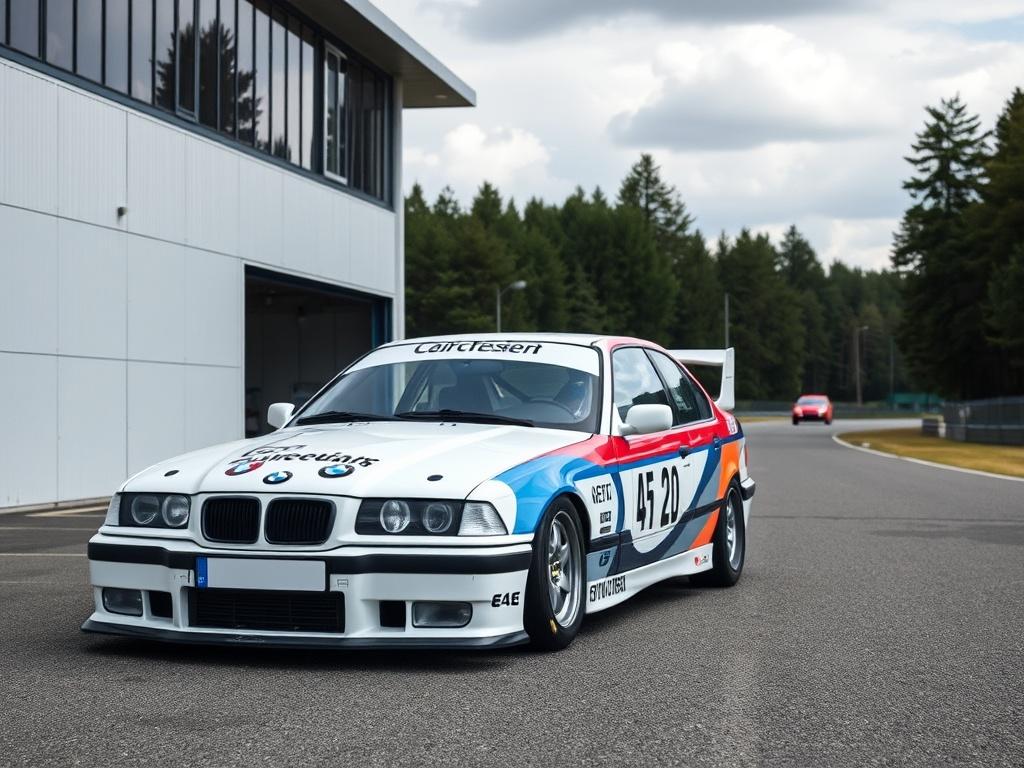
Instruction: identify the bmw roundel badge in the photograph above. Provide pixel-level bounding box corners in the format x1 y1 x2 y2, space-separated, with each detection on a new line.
263 470 293 485
225 460 264 477
318 464 355 479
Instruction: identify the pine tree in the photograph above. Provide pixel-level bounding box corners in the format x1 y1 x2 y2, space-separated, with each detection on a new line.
891 95 991 397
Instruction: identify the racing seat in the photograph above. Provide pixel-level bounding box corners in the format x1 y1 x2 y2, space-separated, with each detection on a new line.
438 377 492 412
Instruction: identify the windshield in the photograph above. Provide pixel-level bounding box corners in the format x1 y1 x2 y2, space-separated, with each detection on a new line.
296 356 601 433
797 396 828 404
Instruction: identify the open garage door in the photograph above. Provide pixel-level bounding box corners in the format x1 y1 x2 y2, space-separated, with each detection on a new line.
245 267 390 437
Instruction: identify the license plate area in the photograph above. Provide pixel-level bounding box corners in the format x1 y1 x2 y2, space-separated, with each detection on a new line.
196 557 326 592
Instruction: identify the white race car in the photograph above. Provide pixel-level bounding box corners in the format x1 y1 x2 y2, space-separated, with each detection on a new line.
83 334 755 651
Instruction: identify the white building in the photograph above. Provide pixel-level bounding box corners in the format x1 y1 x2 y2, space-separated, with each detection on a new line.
0 0 473 508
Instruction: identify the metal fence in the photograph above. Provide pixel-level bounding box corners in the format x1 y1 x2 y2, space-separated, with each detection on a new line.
734 400 937 418
942 397 1024 445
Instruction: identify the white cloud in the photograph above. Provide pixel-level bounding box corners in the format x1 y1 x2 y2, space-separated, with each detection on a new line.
405 123 564 201
373 0 1024 271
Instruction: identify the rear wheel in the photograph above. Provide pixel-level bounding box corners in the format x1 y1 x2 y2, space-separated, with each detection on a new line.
792 416 799 425
523 498 585 651
691 482 745 587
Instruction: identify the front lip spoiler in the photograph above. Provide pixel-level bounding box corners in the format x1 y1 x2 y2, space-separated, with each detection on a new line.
81 619 530 650
87 542 532 575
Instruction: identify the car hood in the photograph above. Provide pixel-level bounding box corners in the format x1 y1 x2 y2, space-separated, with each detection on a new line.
121 421 590 499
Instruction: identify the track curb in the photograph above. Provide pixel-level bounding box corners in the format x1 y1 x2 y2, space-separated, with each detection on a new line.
831 433 1024 484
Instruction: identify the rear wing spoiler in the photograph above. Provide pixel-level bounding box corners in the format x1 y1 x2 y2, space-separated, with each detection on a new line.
669 347 735 412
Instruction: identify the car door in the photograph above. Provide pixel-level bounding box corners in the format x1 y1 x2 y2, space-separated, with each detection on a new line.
610 347 703 558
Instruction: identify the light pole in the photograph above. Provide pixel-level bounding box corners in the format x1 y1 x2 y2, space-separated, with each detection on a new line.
853 325 868 406
496 280 527 332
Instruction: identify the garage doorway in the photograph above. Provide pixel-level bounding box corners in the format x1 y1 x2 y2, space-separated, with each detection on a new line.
244 267 390 437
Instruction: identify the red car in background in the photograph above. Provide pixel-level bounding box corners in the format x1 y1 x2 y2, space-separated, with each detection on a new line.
792 395 833 425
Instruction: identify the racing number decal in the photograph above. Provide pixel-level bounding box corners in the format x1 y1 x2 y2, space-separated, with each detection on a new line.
635 465 681 532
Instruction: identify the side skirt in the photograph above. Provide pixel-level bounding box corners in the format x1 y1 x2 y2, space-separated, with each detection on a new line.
583 543 714 614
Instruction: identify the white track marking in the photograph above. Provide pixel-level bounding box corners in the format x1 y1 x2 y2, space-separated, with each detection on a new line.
29 507 107 517
832 434 1024 483
0 553 86 557
0 526 98 531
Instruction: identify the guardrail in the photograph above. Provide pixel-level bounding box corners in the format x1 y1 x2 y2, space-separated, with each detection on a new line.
943 397 1024 446
735 400 934 418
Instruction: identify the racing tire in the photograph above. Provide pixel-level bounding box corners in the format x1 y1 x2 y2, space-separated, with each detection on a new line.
824 417 832 425
792 417 799 425
690 481 745 588
523 498 586 651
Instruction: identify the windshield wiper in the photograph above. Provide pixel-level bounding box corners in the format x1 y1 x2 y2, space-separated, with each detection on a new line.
295 410 393 425
395 409 534 427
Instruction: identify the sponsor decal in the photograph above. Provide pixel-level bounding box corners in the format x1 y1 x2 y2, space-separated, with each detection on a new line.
491 591 521 607
225 460 264 477
694 553 709 566
598 551 612 567
318 464 355 479
725 413 738 435
591 482 613 505
600 525 612 534
263 470 292 485
413 340 542 355
589 575 626 603
599 510 612 524
229 444 379 468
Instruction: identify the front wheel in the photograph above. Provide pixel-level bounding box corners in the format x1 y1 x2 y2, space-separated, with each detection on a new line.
792 417 799 425
523 499 586 651
691 482 745 588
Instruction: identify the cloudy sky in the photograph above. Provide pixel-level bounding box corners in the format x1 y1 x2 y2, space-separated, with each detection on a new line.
374 0 1024 270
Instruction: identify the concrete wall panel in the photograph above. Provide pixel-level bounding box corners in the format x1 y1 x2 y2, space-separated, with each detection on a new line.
0 206 59 355
0 352 58 507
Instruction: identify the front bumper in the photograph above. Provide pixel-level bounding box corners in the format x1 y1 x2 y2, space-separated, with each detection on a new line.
82 534 533 649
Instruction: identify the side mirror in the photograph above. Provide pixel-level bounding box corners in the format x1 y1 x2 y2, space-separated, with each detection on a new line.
267 402 295 430
621 404 673 436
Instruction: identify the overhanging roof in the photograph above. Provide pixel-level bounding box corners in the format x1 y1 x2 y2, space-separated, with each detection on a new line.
293 0 476 108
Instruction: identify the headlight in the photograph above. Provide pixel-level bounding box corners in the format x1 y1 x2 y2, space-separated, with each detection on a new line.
422 502 455 533
356 499 506 536
161 495 190 527
130 495 161 525
459 502 507 536
118 493 192 529
380 499 412 533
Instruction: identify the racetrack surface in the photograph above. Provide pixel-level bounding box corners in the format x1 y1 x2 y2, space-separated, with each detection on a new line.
1 418 1021 767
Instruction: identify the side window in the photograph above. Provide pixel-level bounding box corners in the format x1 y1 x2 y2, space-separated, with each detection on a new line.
612 348 671 422
648 351 712 425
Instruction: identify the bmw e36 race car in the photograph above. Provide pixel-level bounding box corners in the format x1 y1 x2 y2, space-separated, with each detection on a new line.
82 333 755 651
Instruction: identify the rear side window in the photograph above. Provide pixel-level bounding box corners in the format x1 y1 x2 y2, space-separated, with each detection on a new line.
648 351 713 425
611 347 671 421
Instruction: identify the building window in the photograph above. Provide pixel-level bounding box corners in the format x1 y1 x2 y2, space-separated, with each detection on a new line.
3 0 392 206
8 0 38 57
106 0 130 94
77 0 103 82
154 0 175 110
45 0 73 70
218 0 236 135
300 25 314 171
130 0 153 102
196 0 217 126
253 0 269 150
323 44 345 181
177 0 196 113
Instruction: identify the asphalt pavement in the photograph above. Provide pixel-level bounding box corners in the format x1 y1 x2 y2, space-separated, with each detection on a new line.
1 418 1022 767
